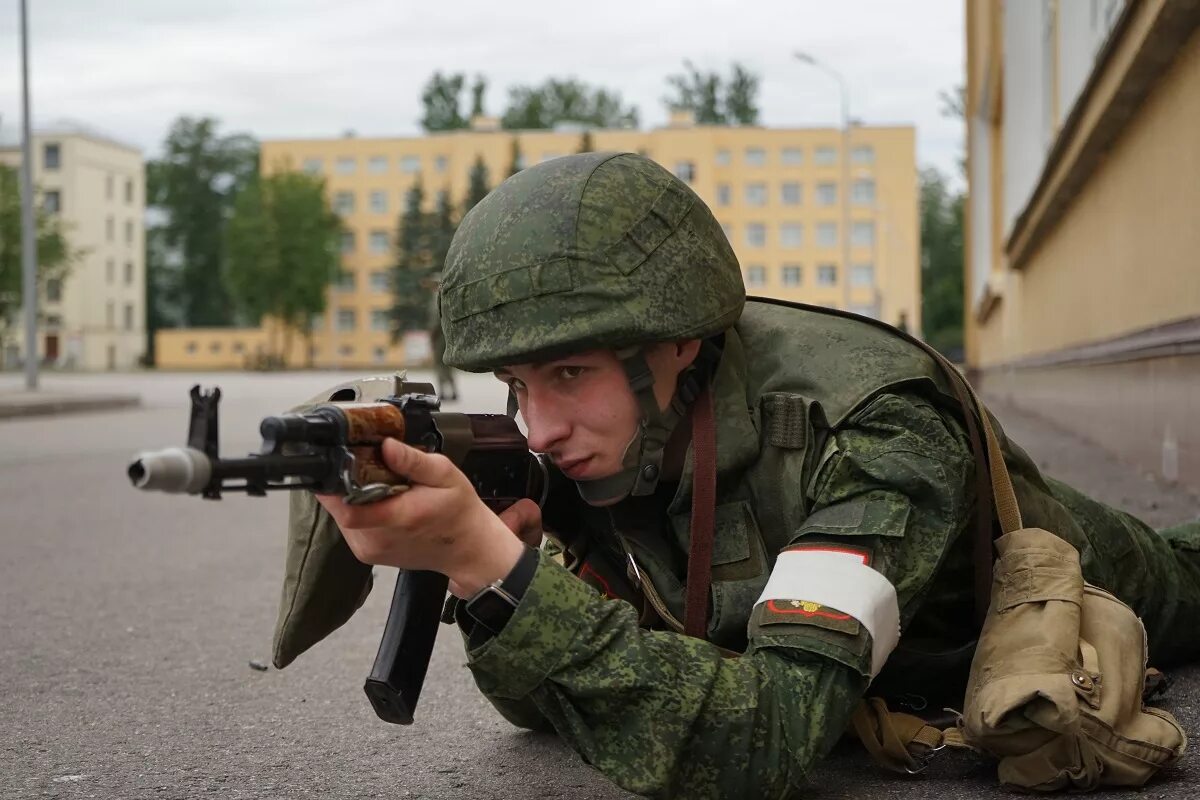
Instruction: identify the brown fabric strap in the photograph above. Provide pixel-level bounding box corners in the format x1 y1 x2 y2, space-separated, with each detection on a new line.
849 698 958 775
685 385 717 640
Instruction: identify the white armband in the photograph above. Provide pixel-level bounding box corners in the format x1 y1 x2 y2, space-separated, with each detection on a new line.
755 546 901 678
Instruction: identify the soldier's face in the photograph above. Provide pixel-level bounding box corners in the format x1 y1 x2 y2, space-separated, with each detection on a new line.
494 341 700 481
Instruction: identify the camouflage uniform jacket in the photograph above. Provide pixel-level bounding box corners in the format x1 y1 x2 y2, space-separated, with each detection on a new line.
459 298 1200 797
460 300 1000 798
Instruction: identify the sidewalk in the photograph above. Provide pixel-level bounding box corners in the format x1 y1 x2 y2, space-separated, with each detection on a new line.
0 389 141 420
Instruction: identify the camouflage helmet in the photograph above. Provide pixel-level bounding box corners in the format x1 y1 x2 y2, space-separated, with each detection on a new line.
440 152 745 371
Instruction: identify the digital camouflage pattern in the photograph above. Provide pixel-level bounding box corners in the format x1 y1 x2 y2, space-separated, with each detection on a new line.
456 299 1200 799
439 152 745 371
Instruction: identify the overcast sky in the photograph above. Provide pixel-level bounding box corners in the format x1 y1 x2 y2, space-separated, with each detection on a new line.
0 0 965 181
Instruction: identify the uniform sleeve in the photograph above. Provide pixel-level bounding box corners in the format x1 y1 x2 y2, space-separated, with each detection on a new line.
462 392 975 799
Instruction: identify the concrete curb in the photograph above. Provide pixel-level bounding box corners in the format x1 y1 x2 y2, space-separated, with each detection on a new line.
0 393 142 420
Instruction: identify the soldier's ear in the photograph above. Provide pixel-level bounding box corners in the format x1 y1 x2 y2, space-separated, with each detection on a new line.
674 339 702 368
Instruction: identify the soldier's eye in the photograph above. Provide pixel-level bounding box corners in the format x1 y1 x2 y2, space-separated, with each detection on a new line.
507 378 527 392
558 366 585 381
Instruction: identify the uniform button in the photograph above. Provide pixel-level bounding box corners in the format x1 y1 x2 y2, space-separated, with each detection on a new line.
1071 671 1095 692
642 464 659 482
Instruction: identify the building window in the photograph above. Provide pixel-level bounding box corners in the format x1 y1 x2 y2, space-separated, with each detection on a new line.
849 303 878 319
125 179 134 204
852 180 876 205
851 263 875 287
341 231 356 254
674 161 696 183
745 265 767 288
435 189 450 208
780 182 802 206
125 220 134 244
337 309 356 332
745 183 767 207
370 270 390 292
369 191 388 214
852 221 875 246
185 341 197 354
720 223 733 242
745 223 767 247
106 174 114 200
106 216 114 242
335 157 356 175
302 158 323 175
209 341 221 353
336 271 356 292
232 342 245 354
816 182 838 206
400 155 421 174
715 149 731 166
46 279 62 302
339 344 354 357
368 156 388 174
745 148 767 167
310 312 324 332
45 314 62 328
780 223 803 248
371 309 391 332
106 301 115 328
782 265 802 286
373 346 387 363
124 261 134 285
435 155 449 173
333 192 355 215
851 145 875 165
816 222 838 247
369 231 390 254
124 304 135 331
43 190 61 214
716 184 732 206
781 147 803 166
106 259 114 284
814 146 837 166
817 264 838 286
43 143 61 170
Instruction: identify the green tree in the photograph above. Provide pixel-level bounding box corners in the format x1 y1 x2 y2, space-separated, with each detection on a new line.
146 116 259 329
664 61 724 123
391 179 434 335
0 165 77 351
920 167 965 358
662 61 761 125
724 63 761 125
420 72 470 132
470 75 488 118
507 137 524 177
577 131 595 153
225 170 342 365
464 155 490 214
501 79 638 130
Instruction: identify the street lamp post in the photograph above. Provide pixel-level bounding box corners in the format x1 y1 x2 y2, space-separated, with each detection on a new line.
19 0 38 389
794 52 852 314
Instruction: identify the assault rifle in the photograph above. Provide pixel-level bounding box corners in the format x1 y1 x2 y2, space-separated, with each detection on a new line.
127 375 547 725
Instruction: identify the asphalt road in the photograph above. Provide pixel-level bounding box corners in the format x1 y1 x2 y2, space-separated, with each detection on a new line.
1 370 1197 799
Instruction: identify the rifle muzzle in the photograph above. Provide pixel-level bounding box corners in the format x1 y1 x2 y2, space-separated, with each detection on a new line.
128 447 213 494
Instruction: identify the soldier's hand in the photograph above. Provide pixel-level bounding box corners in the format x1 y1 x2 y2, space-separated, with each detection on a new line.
315 438 525 599
498 499 543 549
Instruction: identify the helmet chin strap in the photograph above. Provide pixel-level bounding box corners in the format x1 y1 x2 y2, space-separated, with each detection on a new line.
574 337 722 506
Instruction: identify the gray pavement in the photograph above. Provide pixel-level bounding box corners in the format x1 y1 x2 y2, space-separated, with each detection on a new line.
1 370 1197 799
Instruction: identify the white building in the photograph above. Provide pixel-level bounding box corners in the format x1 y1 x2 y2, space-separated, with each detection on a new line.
0 125 146 370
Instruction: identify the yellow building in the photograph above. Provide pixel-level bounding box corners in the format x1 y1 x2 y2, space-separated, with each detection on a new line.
156 117 917 370
0 125 146 370
966 0 1200 488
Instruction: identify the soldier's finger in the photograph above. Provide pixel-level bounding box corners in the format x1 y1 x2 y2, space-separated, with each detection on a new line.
380 438 457 487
